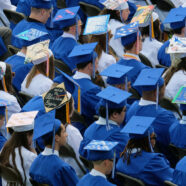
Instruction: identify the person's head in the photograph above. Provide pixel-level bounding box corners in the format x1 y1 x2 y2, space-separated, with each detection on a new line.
120 8 130 22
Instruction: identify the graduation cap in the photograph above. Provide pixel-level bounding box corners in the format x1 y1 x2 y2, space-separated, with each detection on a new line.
99 0 128 10
84 15 110 53
68 42 98 78
33 111 61 152
172 86 186 111
84 140 118 178
96 86 131 130
100 63 133 90
15 28 49 48
6 111 38 132
53 6 80 40
30 0 52 9
163 7 186 29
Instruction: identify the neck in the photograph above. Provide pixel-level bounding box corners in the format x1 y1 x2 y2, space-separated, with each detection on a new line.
142 95 156 102
46 144 60 151
29 14 43 23
78 69 91 77
93 165 106 176
20 47 27 55
125 49 138 55
109 116 120 125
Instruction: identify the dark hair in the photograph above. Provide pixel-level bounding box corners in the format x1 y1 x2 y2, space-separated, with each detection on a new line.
173 27 183 35
99 106 123 118
120 136 151 165
63 23 76 32
43 125 62 146
99 8 121 22
124 40 136 51
0 130 33 185
182 110 186 116
76 61 92 70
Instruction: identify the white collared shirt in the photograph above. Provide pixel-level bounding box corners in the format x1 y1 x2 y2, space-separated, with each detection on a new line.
73 71 91 80
90 169 106 179
124 52 141 61
41 147 59 157
96 116 118 126
16 51 26 58
62 32 76 41
139 98 156 106
180 116 186 125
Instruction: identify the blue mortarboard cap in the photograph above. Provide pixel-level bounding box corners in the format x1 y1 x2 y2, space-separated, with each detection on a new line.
133 68 165 91
100 64 133 85
163 7 186 29
121 116 155 139
30 0 52 9
99 0 128 10
84 140 118 161
15 28 49 47
68 42 98 64
0 99 11 116
53 6 80 29
115 22 139 46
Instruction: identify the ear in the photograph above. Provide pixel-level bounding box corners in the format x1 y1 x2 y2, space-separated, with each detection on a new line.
55 134 60 143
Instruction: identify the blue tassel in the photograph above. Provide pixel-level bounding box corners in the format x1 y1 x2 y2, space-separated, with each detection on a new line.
148 131 154 152
92 52 96 79
106 101 110 131
76 16 79 41
149 15 152 41
156 84 159 110
112 151 116 179
52 127 56 153
50 6 54 28
120 10 124 23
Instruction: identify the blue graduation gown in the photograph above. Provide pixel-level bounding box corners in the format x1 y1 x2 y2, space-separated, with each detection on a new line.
157 40 171 67
127 1 137 23
12 19 50 49
0 37 7 56
73 78 101 126
0 132 6 150
77 173 116 186
5 55 33 91
126 101 177 147
51 37 78 72
79 121 129 159
29 154 79 186
116 151 174 186
169 121 186 148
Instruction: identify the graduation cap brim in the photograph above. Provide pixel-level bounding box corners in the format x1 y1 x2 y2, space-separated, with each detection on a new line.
172 86 186 104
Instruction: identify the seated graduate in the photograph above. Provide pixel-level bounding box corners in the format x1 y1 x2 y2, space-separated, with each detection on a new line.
100 0 130 58
169 87 186 148
0 62 21 119
126 68 177 153
21 40 54 97
29 111 79 186
11 0 51 49
69 43 102 126
115 22 149 94
77 140 118 186
172 156 186 186
5 28 49 91
79 86 131 159
158 7 186 67
116 116 174 186
0 111 38 186
51 6 82 73
140 12 163 68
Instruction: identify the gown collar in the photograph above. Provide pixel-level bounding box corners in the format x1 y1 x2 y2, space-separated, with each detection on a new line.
41 147 59 156
16 52 26 57
73 71 91 80
123 52 140 61
96 117 118 126
62 32 76 41
180 116 186 124
90 169 106 179
139 98 156 106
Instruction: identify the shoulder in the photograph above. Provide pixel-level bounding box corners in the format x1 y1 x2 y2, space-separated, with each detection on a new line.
0 91 18 103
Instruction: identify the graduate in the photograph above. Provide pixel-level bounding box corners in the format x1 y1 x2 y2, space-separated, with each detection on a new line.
11 0 51 49
77 140 118 186
79 86 131 159
169 86 186 148
69 42 102 126
29 111 79 186
158 7 186 67
51 6 81 73
116 116 174 186
21 40 54 97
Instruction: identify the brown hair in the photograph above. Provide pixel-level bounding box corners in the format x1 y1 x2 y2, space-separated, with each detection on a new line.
26 55 54 88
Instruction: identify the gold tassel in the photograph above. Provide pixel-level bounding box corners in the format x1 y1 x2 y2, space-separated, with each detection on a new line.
66 102 70 124
77 87 81 113
151 16 155 39
3 77 7 92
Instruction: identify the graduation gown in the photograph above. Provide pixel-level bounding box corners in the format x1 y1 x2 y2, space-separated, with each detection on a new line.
0 36 7 56
79 117 129 159
0 132 6 150
29 148 79 186
116 150 174 186
5 53 32 91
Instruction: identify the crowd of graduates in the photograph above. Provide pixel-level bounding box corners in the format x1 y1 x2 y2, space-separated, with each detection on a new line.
0 0 186 185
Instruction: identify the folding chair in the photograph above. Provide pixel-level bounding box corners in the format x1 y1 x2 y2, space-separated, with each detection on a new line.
169 144 186 161
79 155 93 171
18 91 33 106
139 53 153 68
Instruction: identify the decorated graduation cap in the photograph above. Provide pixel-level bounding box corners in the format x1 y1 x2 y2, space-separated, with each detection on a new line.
133 68 164 108
84 14 110 53
172 86 186 111
96 86 131 130
163 7 186 29
33 110 61 152
0 62 7 92
6 111 38 132
25 40 52 77
30 0 52 9
53 6 80 40
100 63 133 90
15 28 49 48
68 42 98 78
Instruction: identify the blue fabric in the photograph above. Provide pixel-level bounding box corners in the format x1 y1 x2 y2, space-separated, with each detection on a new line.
77 173 116 186
11 0 19 5
116 151 174 186
51 37 78 72
16 0 31 17
0 132 6 150
0 37 7 56
73 78 101 126
169 121 186 149
29 153 79 186
126 1 137 23
79 121 129 159
158 40 171 67
5 55 33 91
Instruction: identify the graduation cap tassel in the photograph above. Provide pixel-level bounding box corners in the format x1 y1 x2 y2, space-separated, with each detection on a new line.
136 31 139 54
66 102 70 124
77 87 81 114
75 16 79 41
106 32 109 54
148 131 154 152
106 101 110 131
2 77 7 92
125 76 128 92
93 52 96 79
46 53 49 77
52 127 56 153
5 107 8 134
120 10 124 23
50 6 54 28
156 84 159 110
112 151 116 179
149 15 154 41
